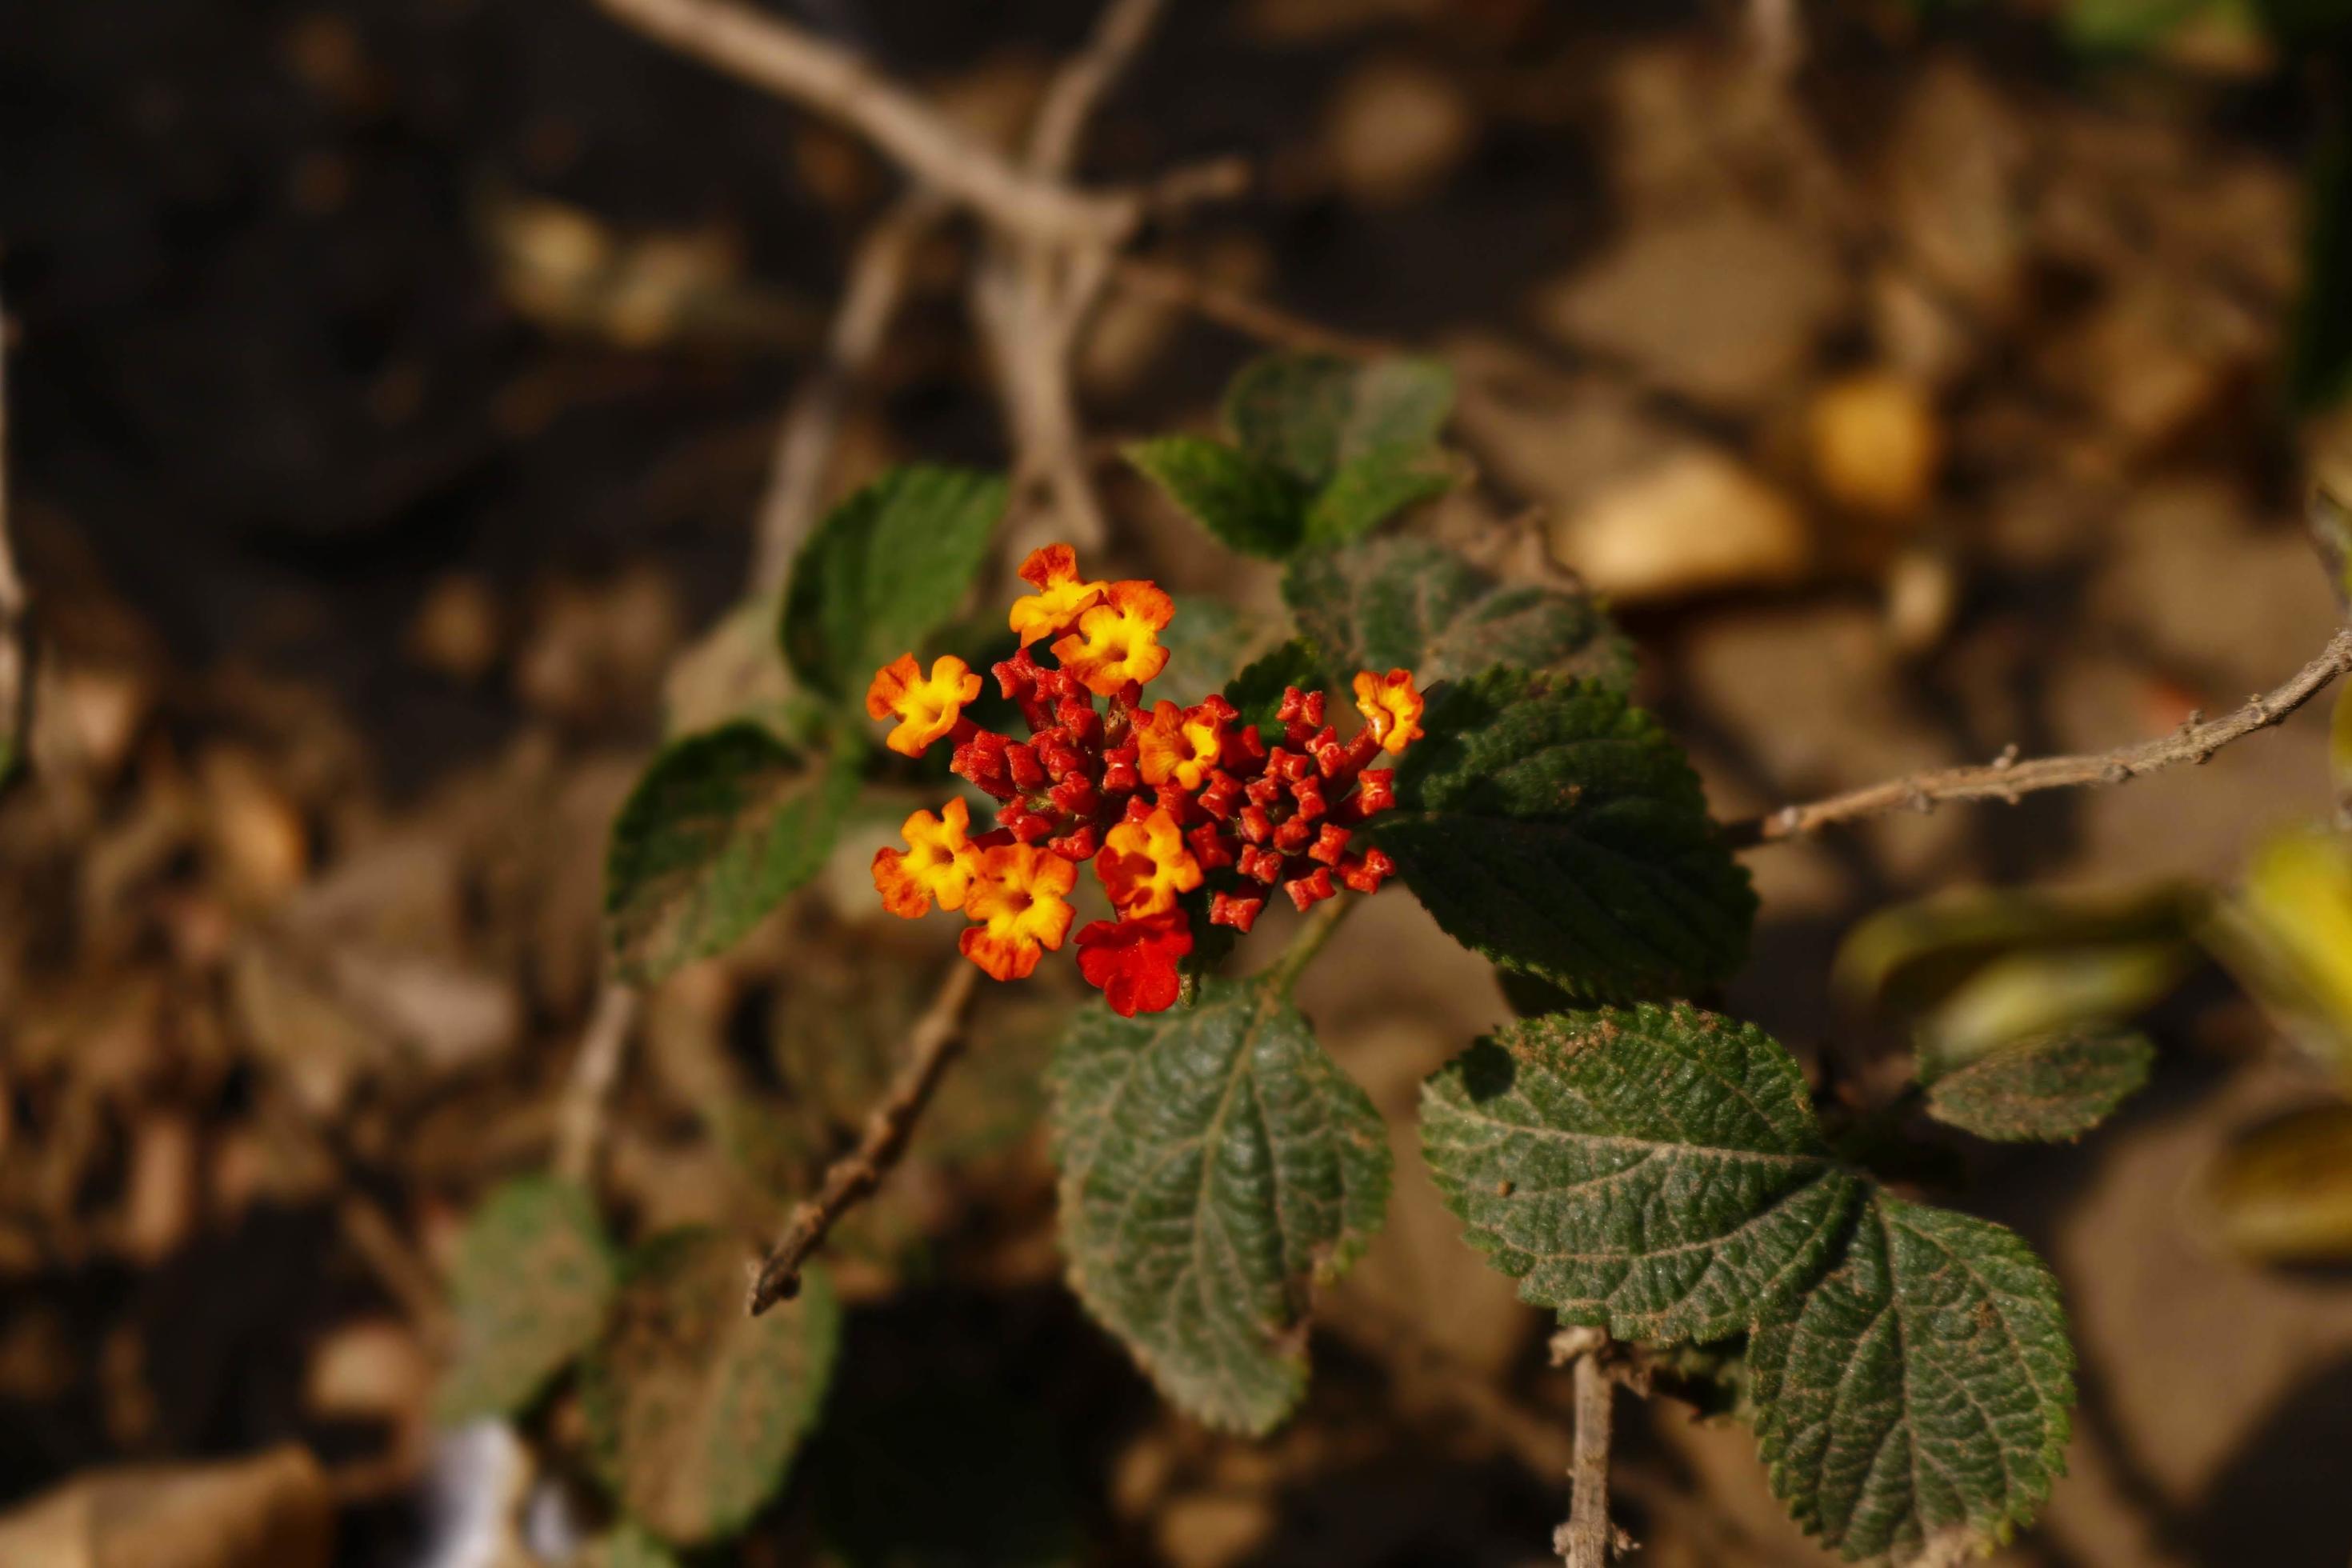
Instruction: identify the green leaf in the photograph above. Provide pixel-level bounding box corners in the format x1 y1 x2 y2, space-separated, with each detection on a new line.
2219 826 2352 1086
1154 598 1282 708
1831 885 2202 1022
1221 639 1322 733
780 464 1006 702
1222 354 1454 487
1126 436 1309 560
1918 942 2188 1066
1923 1026 2155 1143
1302 442 1464 547
1419 1004 1862 1341
583 1525 683 1568
436 1177 617 1421
1374 668 1754 1001
604 723 855 983
1283 537 1631 691
582 1231 840 1546
2203 1102 2352 1264
1047 976 1391 1434
1749 1193 2074 1563
2061 0 2210 50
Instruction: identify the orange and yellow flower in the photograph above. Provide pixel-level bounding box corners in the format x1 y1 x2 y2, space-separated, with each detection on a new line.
866 653 982 758
1097 806 1202 917
1052 581 1173 697
958 843 1078 981
1008 544 1107 647
871 798 980 918
1351 668 1426 756
1134 701 1224 791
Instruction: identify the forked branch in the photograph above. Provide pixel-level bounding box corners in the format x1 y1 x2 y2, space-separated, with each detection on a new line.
585 0 1135 245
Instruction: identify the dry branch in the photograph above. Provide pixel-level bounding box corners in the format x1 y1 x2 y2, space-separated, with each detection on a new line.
586 0 1135 246
1554 1326 1618 1567
1114 257 1400 360
747 959 979 1315
750 190 946 591
551 982 641 1185
1729 625 2352 848
1026 0 1170 179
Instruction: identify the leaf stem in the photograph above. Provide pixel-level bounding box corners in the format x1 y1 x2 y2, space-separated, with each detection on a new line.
1265 892 1356 994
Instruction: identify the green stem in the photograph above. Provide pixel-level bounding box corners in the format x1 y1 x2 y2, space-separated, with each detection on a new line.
1265 892 1357 994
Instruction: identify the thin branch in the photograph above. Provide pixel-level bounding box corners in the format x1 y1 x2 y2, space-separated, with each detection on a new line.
552 982 642 1185
1749 0 1805 79
1113 256 1400 360
1025 0 1170 179
1728 625 2352 848
750 190 946 592
979 0 1176 556
585 0 1135 246
1557 1328 1618 1567
747 958 979 1315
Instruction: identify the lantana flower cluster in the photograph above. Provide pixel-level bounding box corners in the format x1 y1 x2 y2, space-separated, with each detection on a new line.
867 545 1426 1016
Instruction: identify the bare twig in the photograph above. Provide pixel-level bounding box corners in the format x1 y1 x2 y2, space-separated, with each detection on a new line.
747 959 979 1314
1750 0 1805 79
977 0 1176 555
552 982 642 1185
1728 626 2352 848
1025 0 1170 179
750 190 946 591
1555 1326 1618 1567
585 0 1135 246
1113 255 1398 360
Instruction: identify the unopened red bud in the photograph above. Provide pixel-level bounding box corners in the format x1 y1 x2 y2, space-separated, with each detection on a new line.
1122 794 1154 825
1050 824 1101 861
1244 773 1284 807
1007 743 1046 790
1049 777 1100 818
1198 772 1245 820
993 653 1037 700
1238 844 1284 884
1273 816 1313 852
953 733 1017 799
1210 891 1266 932
1290 778 1326 822
1338 846 1395 893
1186 824 1237 870
1003 806 1054 844
1308 822 1352 866
1283 866 1336 910
1238 804 1273 845
1350 770 1396 818
1102 755 1140 794
1221 726 1267 770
